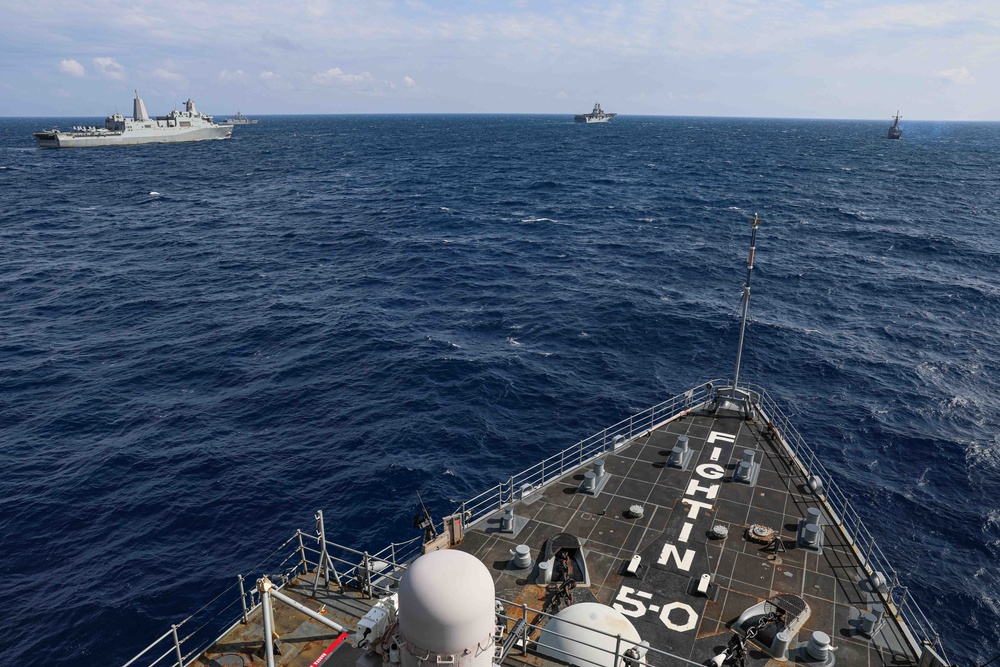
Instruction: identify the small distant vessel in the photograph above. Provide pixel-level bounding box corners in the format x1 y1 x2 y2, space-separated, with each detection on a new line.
574 102 616 123
32 92 232 148
887 111 902 139
220 110 258 125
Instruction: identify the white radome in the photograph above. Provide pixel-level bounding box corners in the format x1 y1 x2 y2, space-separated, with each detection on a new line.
398 549 496 667
536 603 643 667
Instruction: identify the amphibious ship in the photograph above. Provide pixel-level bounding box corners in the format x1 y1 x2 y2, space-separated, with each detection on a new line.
32 93 232 148
120 216 953 667
887 112 902 140
575 103 616 123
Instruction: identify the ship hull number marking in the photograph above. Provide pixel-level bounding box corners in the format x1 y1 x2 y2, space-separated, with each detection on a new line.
612 430 732 634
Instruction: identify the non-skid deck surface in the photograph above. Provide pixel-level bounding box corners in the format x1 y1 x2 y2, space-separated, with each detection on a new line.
197 408 920 667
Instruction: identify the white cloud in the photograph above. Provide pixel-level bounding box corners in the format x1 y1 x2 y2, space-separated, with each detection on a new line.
152 67 186 84
259 70 292 90
59 59 85 78
93 57 125 80
219 69 248 82
935 66 976 85
404 76 418 90
314 67 373 85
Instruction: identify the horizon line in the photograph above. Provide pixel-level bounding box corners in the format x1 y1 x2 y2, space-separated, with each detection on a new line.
4 112 998 122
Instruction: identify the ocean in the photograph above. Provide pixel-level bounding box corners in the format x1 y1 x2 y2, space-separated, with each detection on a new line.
1 115 997 665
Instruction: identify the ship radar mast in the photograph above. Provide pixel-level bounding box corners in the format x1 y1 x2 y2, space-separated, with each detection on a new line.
732 213 761 388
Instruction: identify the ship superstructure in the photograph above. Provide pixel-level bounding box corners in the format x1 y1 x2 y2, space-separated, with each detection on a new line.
32 93 232 148
118 216 954 667
888 112 902 139
575 102 617 123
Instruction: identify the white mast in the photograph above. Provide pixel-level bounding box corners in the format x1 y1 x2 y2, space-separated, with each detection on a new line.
732 213 761 388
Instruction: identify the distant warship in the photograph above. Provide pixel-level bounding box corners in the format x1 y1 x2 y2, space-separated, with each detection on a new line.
32 93 232 148
220 110 258 125
575 102 616 123
887 111 902 139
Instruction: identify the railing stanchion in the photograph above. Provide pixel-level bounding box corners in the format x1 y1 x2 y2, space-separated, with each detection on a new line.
297 530 309 574
171 624 184 667
238 574 249 624
521 602 529 655
614 634 622 667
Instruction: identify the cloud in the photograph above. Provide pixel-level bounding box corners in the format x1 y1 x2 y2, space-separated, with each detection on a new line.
59 59 85 78
93 57 125 80
404 76 418 90
555 91 568 99
152 67 186 84
219 69 248 82
259 70 292 90
261 30 303 52
935 66 975 85
313 67 373 85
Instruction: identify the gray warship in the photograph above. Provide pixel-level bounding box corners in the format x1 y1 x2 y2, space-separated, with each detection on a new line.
575 102 617 123
221 110 258 125
32 93 232 148
887 112 902 140
120 216 955 667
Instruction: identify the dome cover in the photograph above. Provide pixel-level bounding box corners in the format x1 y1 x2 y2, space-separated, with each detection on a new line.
536 603 642 667
398 549 495 663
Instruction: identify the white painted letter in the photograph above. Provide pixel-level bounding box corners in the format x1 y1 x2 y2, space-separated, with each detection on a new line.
707 431 736 444
695 463 725 480
613 586 651 618
686 479 719 499
683 499 714 520
659 602 698 632
657 543 695 571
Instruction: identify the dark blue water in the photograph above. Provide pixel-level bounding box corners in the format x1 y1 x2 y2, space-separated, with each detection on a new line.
1 116 997 665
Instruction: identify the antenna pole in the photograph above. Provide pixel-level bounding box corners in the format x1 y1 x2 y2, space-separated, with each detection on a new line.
732 213 761 388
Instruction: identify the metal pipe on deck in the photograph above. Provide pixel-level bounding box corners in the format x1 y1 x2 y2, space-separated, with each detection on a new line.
269 588 346 632
260 582 276 667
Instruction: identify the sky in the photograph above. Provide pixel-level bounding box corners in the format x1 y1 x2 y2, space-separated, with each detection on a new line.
1 0 999 119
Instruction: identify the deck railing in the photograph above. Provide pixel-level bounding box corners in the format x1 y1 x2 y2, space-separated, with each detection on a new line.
121 378 948 667
119 529 422 667
458 381 717 525
747 381 950 665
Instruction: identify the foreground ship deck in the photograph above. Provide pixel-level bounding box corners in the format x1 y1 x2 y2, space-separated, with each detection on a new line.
124 382 949 667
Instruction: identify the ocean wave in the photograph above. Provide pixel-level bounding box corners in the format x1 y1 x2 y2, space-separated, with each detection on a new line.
1 114 998 667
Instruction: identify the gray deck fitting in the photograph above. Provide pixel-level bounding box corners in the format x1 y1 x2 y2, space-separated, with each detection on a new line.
667 447 694 470
577 471 611 496
667 435 695 471
796 508 825 553
483 509 530 538
732 448 761 485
